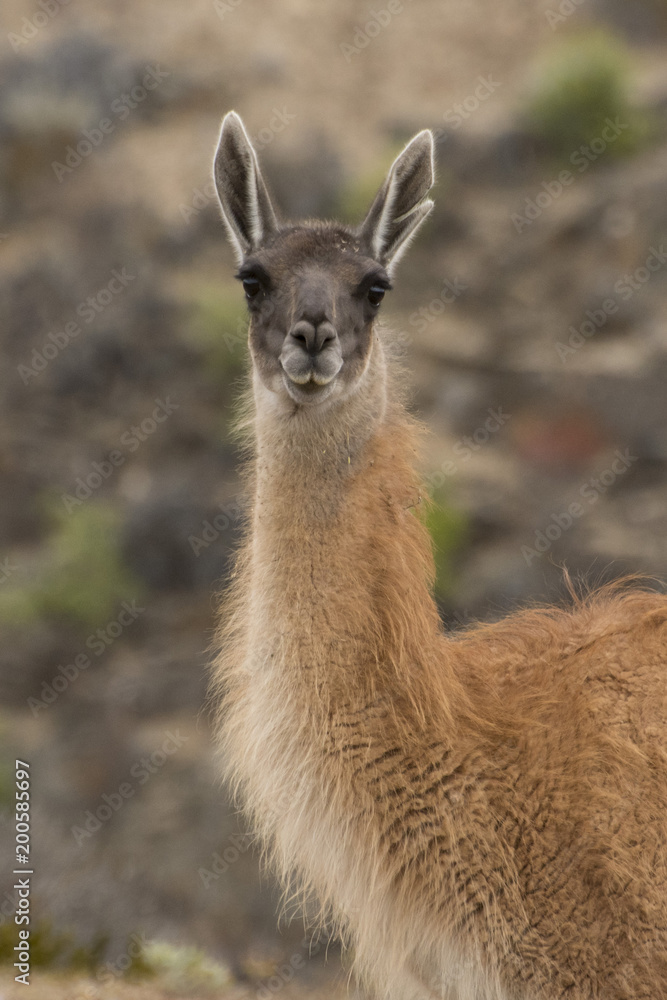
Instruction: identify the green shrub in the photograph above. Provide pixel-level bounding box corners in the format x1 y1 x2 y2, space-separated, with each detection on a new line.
187 282 248 382
186 283 249 441
336 144 405 225
0 502 141 630
0 921 76 968
424 490 467 602
0 740 13 811
0 921 150 977
524 31 654 163
140 940 233 994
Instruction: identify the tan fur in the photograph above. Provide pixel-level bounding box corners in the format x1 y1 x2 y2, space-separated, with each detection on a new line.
212 334 667 999
210 120 667 1000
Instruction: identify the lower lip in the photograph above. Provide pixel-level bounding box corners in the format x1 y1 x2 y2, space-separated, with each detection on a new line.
291 381 325 395
284 375 334 401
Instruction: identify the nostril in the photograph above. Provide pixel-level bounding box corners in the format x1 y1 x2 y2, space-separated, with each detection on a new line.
316 322 337 353
288 320 337 356
289 321 315 353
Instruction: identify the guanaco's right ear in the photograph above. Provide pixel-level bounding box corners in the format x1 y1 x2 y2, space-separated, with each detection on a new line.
213 111 278 263
358 130 434 272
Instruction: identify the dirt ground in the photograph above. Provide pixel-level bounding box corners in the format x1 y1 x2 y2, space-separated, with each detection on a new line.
0 970 355 1000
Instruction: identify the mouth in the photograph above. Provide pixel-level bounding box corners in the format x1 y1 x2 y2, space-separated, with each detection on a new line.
285 366 337 387
279 346 343 404
281 370 337 404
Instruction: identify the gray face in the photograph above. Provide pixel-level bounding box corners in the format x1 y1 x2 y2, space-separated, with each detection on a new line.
236 226 391 407
214 113 434 407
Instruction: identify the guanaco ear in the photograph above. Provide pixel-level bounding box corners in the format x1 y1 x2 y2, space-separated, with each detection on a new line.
358 130 435 272
213 111 278 263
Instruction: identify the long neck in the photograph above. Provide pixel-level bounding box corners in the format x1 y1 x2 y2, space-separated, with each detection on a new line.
243 341 459 729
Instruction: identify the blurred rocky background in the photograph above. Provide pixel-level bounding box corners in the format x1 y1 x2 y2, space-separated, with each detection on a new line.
0 0 666 996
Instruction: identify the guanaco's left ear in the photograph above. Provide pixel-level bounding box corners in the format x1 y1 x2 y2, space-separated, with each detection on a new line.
358 130 435 272
213 111 278 263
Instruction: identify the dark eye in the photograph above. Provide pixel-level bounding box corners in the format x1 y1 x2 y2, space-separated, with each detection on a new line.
242 277 262 300
367 284 386 307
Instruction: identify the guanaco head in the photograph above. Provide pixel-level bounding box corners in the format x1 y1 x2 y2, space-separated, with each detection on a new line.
213 111 434 408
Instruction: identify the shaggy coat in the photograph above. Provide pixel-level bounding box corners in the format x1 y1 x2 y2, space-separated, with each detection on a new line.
210 113 667 1000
